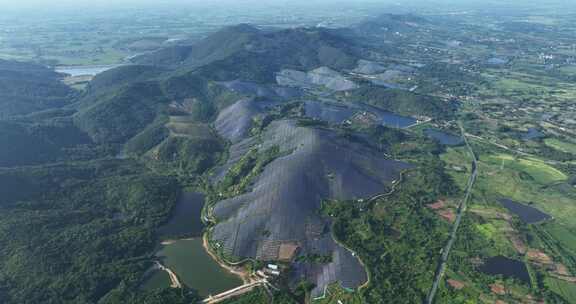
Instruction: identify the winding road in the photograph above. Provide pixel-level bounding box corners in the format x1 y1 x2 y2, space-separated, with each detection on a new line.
426 123 478 304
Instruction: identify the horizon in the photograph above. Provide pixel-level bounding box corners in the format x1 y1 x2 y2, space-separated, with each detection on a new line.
1 0 573 12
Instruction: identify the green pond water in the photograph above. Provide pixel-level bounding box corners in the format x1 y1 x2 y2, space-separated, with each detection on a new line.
158 192 206 238
139 269 171 290
140 192 242 297
158 238 242 297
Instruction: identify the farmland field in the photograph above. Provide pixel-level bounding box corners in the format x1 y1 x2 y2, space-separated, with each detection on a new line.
545 138 576 155
545 277 576 303
484 154 567 184
472 152 575 228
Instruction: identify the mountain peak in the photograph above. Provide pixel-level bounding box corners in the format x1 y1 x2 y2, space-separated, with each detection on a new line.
220 23 260 34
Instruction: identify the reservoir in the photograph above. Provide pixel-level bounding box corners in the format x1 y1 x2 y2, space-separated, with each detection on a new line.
139 268 171 290
424 129 464 146
55 65 120 77
499 198 551 224
141 192 242 296
479 256 531 285
157 238 242 297
158 192 206 238
362 104 416 128
522 128 544 140
377 110 417 128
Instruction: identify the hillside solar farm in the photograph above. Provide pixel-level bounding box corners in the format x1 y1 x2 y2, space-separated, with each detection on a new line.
1 1 576 304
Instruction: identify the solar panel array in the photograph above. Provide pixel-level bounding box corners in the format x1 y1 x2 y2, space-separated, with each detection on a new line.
216 80 303 100
211 119 411 296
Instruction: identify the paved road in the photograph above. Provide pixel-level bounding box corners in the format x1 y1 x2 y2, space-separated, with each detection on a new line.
201 280 269 304
426 123 478 304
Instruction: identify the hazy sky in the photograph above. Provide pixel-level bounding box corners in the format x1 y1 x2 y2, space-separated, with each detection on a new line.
0 0 378 8
0 0 405 14
1 0 572 13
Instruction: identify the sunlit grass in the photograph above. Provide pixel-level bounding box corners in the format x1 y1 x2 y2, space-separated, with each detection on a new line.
472 152 576 229
485 154 567 184
545 138 576 155
545 277 576 303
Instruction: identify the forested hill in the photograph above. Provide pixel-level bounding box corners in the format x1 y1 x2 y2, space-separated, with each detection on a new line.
0 60 74 118
133 24 360 82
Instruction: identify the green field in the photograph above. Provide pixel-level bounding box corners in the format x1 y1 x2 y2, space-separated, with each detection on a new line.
440 143 576 230
545 277 576 303
545 138 576 155
440 147 473 189
542 222 576 255
473 155 575 228
485 154 567 184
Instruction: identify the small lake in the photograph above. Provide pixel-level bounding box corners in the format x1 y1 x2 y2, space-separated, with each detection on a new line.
522 128 544 140
141 192 242 296
424 129 464 146
499 198 552 224
157 239 242 297
479 256 531 285
157 192 206 238
55 65 120 77
139 268 171 290
362 104 416 128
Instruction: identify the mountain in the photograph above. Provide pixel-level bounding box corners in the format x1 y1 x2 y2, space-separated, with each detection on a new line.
86 65 166 93
132 24 259 67
211 120 411 297
0 60 74 118
74 81 168 144
0 19 464 304
134 25 359 83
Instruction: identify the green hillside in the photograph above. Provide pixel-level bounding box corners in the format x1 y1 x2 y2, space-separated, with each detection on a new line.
0 160 180 304
0 60 74 118
75 81 168 143
343 86 456 119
